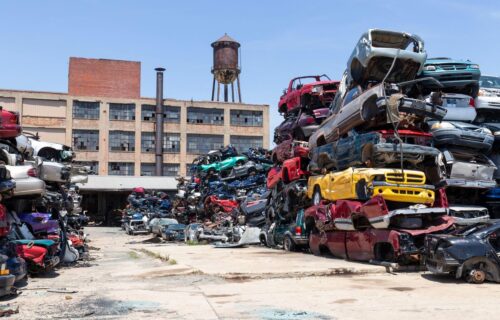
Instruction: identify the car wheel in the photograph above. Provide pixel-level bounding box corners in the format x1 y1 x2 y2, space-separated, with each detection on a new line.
312 187 322 206
355 179 369 200
283 236 295 252
464 259 494 284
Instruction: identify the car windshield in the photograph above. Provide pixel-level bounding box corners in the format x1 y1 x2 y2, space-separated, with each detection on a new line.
159 218 178 225
168 224 186 230
454 222 493 237
479 76 500 89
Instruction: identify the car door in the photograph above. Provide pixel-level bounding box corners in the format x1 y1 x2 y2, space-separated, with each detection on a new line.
345 229 376 261
330 169 353 200
288 79 301 110
334 131 355 169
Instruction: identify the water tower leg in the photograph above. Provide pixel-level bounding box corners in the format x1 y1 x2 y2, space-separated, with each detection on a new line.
211 76 216 101
224 84 228 102
231 83 235 102
217 82 220 102
236 75 242 103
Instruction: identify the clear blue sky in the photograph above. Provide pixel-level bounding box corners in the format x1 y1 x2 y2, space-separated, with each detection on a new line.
1 0 499 145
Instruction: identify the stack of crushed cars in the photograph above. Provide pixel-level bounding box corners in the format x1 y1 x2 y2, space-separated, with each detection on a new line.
0 108 89 297
261 75 339 250
172 145 273 246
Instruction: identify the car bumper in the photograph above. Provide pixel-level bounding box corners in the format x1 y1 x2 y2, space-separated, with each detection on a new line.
12 177 46 197
370 184 434 205
440 178 497 189
433 129 493 150
292 236 309 246
452 214 490 226
476 96 500 110
377 97 447 120
45 256 60 269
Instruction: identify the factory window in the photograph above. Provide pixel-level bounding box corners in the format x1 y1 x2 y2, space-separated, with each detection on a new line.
230 110 263 127
109 131 135 152
73 101 100 120
72 130 99 151
74 161 99 175
230 135 263 153
109 103 135 121
141 132 180 153
108 162 134 176
164 133 180 153
141 132 155 153
141 105 180 123
187 134 223 154
141 163 180 176
187 107 224 125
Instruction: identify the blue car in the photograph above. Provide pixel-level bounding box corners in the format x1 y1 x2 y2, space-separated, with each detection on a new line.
419 57 481 96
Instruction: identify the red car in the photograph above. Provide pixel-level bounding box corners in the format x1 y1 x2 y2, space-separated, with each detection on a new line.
278 76 339 114
0 108 21 138
304 194 454 265
271 139 309 164
267 156 309 189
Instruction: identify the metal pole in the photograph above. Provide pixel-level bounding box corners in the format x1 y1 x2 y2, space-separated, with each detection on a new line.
236 75 242 103
217 82 220 102
224 84 228 102
155 67 165 176
231 83 235 102
211 76 216 101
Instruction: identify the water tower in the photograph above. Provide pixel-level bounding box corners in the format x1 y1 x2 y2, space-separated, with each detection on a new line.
211 34 242 103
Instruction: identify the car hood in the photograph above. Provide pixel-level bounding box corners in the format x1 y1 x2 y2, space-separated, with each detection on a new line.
425 58 473 65
397 216 455 236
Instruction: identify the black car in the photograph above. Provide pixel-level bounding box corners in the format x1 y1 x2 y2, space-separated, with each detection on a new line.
161 223 186 241
424 220 500 283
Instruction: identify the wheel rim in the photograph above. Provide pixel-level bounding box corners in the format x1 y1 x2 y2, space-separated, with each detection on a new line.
313 190 321 205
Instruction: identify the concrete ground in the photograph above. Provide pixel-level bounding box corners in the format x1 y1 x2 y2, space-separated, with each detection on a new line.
5 227 499 319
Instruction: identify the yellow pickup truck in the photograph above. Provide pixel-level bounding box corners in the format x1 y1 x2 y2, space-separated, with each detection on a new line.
307 167 434 206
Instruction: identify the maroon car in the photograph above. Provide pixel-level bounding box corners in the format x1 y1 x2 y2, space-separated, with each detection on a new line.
271 139 309 164
278 75 339 114
304 195 454 265
0 108 21 138
274 108 330 144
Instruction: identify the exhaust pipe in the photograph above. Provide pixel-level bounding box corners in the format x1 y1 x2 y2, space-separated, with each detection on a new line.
155 67 165 176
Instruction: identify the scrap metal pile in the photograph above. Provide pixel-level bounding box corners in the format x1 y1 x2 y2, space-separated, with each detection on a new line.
0 109 89 297
122 29 500 284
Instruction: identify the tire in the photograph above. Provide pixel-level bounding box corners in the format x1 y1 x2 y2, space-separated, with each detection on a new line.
355 179 369 201
361 144 374 167
312 187 322 206
283 236 296 252
463 259 494 284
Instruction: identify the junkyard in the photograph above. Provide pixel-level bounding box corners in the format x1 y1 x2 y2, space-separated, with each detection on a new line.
1 1 500 319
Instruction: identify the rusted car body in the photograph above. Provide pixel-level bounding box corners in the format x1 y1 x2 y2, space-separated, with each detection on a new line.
309 129 441 175
274 108 330 144
308 83 447 150
271 139 309 164
305 203 454 264
278 76 339 114
440 149 496 189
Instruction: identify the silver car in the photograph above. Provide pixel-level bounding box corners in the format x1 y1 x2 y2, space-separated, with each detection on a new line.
149 218 179 236
7 165 46 198
347 29 427 86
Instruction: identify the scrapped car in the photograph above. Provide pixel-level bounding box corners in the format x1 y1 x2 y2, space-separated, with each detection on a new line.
260 209 308 251
125 219 148 235
149 218 179 236
309 83 447 150
278 76 339 114
426 93 477 122
475 75 500 111
418 57 480 96
307 167 435 206
430 121 493 152
0 108 22 139
424 220 500 283
161 223 186 241
309 129 441 178
199 155 247 174
0 254 16 297
17 212 60 236
483 188 500 219
347 29 426 86
274 108 330 144
267 157 309 189
221 161 265 181
28 138 75 163
238 189 271 228
7 165 46 198
271 139 308 164
439 149 496 189
305 203 454 264
448 206 490 226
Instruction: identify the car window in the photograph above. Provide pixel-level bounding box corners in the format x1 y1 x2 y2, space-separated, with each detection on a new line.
479 76 500 89
342 86 362 107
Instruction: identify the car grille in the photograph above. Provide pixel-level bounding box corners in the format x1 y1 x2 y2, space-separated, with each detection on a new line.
488 102 500 107
439 64 467 71
439 73 473 81
385 172 425 184
391 189 421 195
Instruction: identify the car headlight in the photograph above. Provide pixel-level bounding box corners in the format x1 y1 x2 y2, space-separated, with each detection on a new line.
431 122 455 130
480 127 492 135
478 89 497 97
311 85 323 93
469 64 480 69
423 65 436 71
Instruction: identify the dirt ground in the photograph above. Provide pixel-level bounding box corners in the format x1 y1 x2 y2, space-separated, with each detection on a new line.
4 227 499 319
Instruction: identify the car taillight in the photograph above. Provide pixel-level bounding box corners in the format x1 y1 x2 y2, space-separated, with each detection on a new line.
27 168 37 177
295 226 302 236
304 117 315 125
469 98 475 108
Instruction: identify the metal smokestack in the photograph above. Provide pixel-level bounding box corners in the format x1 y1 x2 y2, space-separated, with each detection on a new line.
155 67 165 176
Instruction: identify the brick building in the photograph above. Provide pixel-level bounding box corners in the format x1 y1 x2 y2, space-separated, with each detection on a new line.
0 57 270 177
